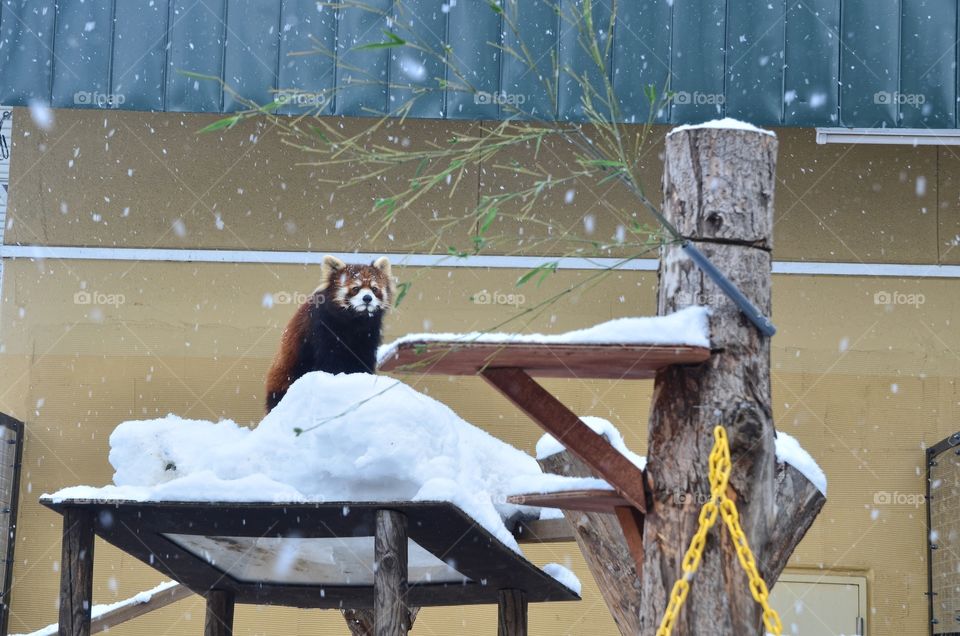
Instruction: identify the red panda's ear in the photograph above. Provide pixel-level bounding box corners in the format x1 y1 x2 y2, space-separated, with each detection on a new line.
318 255 346 291
373 257 397 299
373 256 391 278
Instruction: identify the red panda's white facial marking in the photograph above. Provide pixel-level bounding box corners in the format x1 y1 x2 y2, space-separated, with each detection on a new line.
327 265 392 314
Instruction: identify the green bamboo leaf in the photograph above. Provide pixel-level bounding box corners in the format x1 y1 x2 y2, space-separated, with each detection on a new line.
479 206 498 234
375 197 398 219
198 115 241 133
488 0 503 15
355 30 407 51
644 84 657 107
394 281 411 307
516 261 559 287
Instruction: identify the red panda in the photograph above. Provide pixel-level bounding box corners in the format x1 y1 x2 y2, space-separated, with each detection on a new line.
265 255 395 413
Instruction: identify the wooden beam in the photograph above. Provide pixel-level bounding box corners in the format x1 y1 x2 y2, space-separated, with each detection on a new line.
59 508 96 636
614 506 645 578
506 490 631 513
497 589 528 636
92 583 192 633
513 519 574 544
379 342 710 379
375 509 410 636
481 367 647 513
203 590 235 636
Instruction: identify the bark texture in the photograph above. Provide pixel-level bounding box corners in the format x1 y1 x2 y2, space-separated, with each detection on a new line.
374 509 411 636
59 508 96 636
539 452 642 635
637 127 824 635
203 590 235 636
497 589 528 636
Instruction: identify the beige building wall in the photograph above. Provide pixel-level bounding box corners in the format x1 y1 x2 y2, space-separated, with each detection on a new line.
0 108 956 634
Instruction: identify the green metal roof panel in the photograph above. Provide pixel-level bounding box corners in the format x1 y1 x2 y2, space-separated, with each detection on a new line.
0 0 958 128
782 0 839 126
726 0 784 124
900 0 956 129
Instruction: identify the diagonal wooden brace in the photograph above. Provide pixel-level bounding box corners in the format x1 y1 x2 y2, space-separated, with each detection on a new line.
481 367 647 512
481 367 646 576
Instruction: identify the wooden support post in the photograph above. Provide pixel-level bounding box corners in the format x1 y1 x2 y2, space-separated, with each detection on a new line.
203 590 235 636
374 509 409 636
59 507 96 636
497 589 528 636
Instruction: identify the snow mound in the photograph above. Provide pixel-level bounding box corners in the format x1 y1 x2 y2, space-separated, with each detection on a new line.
668 117 775 137
775 430 827 495
378 306 710 365
45 371 597 552
536 416 646 471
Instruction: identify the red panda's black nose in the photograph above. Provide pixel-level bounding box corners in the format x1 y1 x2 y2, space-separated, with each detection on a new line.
362 293 373 303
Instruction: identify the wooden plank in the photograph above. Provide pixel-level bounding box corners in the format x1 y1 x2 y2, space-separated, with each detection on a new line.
59 508 96 636
506 490 631 514
497 589 528 636
375 509 410 636
481 368 647 513
513 519 574 544
204 590 235 636
379 342 710 379
613 506 645 581
92 583 193 633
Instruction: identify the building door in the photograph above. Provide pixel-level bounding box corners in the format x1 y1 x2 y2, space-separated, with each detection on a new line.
769 573 867 635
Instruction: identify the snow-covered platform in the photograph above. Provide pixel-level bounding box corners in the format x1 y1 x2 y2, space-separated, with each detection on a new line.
41 498 578 608
378 306 711 379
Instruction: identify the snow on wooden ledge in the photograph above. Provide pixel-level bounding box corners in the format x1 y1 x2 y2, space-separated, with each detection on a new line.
377 306 711 367
668 117 775 137
533 416 827 497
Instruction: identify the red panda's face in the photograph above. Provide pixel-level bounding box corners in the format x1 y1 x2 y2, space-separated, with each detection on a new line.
332 265 391 314
318 255 395 316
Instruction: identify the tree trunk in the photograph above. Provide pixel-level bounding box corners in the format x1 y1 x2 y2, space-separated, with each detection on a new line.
637 125 810 635
538 452 642 635
536 125 824 636
342 608 420 636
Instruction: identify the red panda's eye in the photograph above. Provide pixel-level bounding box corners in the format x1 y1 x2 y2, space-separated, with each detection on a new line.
351 286 360 294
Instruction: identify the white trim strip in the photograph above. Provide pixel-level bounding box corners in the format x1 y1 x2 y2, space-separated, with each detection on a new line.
816 127 960 146
2 245 960 278
0 246 659 271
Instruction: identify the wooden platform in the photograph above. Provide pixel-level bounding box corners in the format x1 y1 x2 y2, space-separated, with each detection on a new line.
506 489 630 514
378 342 711 379
42 499 579 610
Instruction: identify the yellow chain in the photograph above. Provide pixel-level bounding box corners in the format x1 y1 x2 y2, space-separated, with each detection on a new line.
655 426 783 636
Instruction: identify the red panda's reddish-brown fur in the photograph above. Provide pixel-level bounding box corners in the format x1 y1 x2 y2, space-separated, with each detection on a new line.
264 255 395 413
